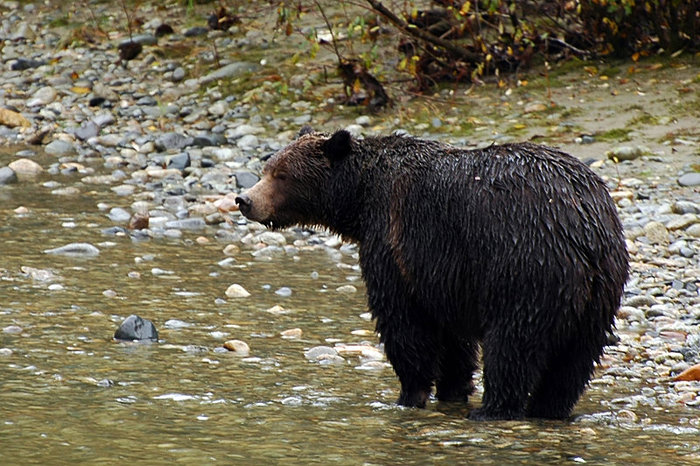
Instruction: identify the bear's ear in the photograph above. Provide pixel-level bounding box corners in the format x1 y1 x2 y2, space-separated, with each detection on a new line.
322 129 352 162
298 125 314 138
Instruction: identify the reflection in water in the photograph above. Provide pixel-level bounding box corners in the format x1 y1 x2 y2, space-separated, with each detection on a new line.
0 161 698 465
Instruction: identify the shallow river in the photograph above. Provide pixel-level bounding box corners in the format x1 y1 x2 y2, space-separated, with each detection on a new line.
1 152 698 465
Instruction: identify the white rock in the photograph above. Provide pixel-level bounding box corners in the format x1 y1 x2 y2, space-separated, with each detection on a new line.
8 158 43 179
27 86 56 106
225 284 250 298
223 339 250 356
336 285 357 294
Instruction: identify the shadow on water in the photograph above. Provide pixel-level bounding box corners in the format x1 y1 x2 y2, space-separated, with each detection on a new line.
1 150 698 465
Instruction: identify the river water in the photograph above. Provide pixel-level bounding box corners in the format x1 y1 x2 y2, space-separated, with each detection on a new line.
1 150 698 465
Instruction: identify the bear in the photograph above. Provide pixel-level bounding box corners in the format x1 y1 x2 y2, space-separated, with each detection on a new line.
236 128 628 420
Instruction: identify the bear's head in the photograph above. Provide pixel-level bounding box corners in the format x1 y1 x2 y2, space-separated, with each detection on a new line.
235 128 353 230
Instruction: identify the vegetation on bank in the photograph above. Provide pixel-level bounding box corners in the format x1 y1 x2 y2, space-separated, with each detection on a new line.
271 0 698 106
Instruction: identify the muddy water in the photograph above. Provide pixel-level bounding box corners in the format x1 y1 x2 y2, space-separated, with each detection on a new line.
0 157 698 465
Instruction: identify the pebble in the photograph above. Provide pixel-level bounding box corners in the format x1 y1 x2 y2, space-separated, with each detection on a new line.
275 287 292 297
74 122 99 141
678 173 700 187
258 231 286 246
172 67 186 82
164 218 206 230
45 140 75 156
643 221 669 245
336 285 357 294
672 201 699 215
8 158 42 179
44 242 100 257
0 166 17 184
524 102 547 113
0 108 31 127
606 145 647 161
281 328 303 338
114 315 159 341
27 86 57 106
108 207 132 223
199 62 259 84
236 134 259 150
234 171 259 189
229 124 265 138
225 284 250 298
223 339 250 356
304 346 340 361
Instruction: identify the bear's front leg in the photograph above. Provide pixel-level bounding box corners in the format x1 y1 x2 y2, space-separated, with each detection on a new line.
362 243 439 408
376 314 440 408
383 333 436 408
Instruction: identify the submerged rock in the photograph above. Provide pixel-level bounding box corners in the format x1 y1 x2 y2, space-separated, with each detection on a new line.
0 166 17 185
223 339 249 356
114 315 159 342
44 243 100 257
8 158 42 179
44 242 100 257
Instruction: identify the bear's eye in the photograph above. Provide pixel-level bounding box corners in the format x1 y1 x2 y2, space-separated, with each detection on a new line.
274 172 288 181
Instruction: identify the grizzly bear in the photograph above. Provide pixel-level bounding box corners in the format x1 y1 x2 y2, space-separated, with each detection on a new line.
236 128 628 420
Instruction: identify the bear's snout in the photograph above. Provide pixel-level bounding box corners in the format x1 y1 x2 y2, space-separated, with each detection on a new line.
235 193 252 215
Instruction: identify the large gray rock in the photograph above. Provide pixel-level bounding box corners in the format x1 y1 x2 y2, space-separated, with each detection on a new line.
114 315 159 341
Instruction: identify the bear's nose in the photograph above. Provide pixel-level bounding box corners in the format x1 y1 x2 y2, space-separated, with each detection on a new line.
235 193 251 214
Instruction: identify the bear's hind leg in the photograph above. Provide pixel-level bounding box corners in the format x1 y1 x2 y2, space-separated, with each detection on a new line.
436 336 478 402
526 337 601 419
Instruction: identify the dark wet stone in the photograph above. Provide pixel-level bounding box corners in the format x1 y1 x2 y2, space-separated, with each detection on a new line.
201 158 215 168
136 96 157 106
0 166 17 185
155 23 174 37
192 133 225 147
167 152 191 170
114 315 159 342
11 58 45 70
89 97 107 107
155 132 194 151
184 26 208 37
117 41 142 61
234 171 259 189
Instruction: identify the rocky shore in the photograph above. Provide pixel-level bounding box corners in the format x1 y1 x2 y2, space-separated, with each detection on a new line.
1 0 699 421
